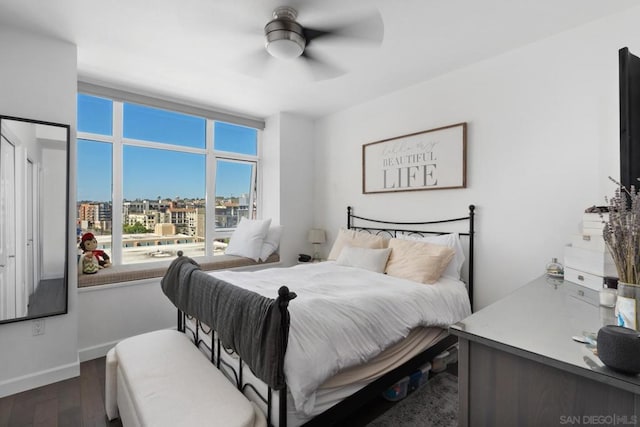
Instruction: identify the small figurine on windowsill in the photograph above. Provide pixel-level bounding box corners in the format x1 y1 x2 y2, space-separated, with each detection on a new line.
79 232 111 274
80 251 100 274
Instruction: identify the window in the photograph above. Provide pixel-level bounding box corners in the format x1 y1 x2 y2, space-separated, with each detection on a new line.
214 121 257 155
77 139 112 253
78 94 112 136
123 103 206 149
77 94 261 266
215 159 257 229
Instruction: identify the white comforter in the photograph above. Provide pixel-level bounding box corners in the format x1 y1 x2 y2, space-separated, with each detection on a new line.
211 261 471 414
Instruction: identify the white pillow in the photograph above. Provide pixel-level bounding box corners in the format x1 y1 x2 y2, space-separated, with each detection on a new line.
336 246 392 273
398 233 465 280
259 225 283 262
225 218 272 262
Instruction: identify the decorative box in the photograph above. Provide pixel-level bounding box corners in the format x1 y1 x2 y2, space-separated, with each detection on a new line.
569 234 607 253
582 226 604 236
582 212 609 236
564 267 604 291
583 212 609 223
563 245 616 277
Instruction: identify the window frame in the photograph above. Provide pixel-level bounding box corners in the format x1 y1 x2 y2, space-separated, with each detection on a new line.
77 94 262 267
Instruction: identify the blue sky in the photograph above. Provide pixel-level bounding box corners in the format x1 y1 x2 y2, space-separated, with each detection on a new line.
77 95 255 202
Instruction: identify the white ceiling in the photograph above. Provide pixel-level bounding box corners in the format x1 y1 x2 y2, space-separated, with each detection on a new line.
1 0 638 120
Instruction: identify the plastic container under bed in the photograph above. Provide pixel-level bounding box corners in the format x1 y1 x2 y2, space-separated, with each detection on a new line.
382 362 432 401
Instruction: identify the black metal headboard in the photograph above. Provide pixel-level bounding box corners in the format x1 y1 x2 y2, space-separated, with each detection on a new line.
346 205 475 310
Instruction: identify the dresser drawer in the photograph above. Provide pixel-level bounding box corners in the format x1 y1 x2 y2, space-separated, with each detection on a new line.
563 245 616 277
564 267 603 291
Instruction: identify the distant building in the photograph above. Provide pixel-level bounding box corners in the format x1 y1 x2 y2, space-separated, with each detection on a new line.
154 223 176 236
78 202 112 231
126 212 159 230
79 196 232 241
123 199 170 215
194 207 205 238
215 195 250 228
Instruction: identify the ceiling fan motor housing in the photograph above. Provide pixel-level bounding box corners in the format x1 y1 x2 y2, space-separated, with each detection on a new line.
264 6 306 59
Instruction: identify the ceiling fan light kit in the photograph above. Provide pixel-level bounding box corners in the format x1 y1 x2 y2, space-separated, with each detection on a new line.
264 6 306 59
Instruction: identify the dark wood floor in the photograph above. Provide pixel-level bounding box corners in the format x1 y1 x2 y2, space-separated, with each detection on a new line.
0 357 121 427
0 358 456 427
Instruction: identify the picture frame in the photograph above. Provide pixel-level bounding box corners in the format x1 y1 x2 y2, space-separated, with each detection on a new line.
362 122 467 194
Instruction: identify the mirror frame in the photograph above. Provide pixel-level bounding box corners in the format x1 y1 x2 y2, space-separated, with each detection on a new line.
0 115 70 325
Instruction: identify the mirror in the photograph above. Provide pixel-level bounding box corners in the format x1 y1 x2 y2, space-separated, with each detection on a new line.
0 116 69 324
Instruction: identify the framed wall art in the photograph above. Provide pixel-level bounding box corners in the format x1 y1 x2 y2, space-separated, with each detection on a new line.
362 122 467 194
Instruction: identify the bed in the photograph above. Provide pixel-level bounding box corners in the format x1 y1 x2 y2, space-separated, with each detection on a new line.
162 205 475 427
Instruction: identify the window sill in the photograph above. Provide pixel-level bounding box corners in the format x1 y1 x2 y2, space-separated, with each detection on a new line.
77 253 280 288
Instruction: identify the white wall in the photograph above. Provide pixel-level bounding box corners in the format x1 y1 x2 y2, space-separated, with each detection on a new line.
263 112 316 264
313 7 640 310
77 280 176 361
0 26 78 397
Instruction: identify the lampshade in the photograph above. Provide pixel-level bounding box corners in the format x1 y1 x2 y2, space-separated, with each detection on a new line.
307 229 326 244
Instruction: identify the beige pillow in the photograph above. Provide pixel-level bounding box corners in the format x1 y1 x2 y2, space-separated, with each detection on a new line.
385 238 455 284
327 228 388 260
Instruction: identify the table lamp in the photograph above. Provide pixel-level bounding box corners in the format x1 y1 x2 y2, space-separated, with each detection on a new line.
307 229 326 261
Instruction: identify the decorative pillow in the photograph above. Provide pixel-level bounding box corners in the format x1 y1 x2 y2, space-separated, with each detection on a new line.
385 238 455 284
225 218 272 262
327 228 388 260
259 225 283 262
398 233 465 280
336 247 392 273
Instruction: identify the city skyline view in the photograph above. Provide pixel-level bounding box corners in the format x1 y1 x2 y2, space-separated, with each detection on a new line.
76 94 258 264
77 94 257 202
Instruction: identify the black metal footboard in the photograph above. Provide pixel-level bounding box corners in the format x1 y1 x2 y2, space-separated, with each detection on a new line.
178 309 290 427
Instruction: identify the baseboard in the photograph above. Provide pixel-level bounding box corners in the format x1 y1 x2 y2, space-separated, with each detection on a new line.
79 340 120 362
79 327 177 362
0 359 79 398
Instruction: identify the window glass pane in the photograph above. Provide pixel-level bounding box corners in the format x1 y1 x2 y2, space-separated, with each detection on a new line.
77 139 113 266
215 160 255 232
123 103 205 148
122 146 205 264
214 122 257 155
77 94 113 136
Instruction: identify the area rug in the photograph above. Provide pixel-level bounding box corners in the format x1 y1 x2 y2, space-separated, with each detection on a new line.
366 373 458 427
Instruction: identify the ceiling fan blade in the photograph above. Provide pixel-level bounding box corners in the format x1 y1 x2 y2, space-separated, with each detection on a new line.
300 49 345 81
303 11 384 47
234 48 275 79
303 28 332 44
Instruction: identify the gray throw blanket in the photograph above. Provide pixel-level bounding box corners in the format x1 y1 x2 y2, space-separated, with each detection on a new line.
161 255 296 390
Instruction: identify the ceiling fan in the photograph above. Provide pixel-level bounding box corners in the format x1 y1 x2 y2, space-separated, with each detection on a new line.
255 5 384 80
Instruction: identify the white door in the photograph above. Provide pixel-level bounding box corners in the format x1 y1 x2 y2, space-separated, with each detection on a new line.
24 159 34 315
0 135 17 321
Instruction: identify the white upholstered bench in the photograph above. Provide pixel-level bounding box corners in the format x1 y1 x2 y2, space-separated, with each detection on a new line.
105 329 267 427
